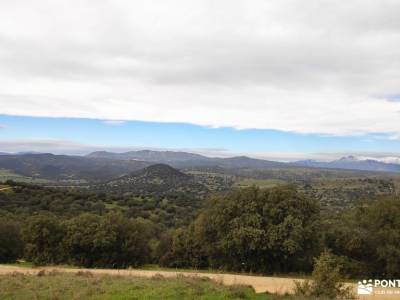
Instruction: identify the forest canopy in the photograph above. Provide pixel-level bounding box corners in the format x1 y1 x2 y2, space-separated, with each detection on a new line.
0 181 399 278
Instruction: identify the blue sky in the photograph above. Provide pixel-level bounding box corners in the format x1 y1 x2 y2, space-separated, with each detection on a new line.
1 114 400 161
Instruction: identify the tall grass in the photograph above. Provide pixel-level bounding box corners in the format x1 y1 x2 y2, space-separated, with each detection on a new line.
0 271 269 300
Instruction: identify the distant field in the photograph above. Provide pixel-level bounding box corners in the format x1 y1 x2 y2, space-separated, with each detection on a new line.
299 176 397 209
0 169 87 186
0 169 52 184
0 271 268 300
186 170 288 190
185 170 235 191
0 184 11 191
235 178 286 189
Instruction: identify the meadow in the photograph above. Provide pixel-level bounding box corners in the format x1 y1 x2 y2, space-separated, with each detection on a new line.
0 271 270 300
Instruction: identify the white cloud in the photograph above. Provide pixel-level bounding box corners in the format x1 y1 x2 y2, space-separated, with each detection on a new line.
0 0 400 136
0 139 94 155
388 134 400 140
102 120 126 125
355 156 400 164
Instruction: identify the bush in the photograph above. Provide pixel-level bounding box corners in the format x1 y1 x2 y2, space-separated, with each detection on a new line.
294 250 353 299
18 211 153 268
63 212 150 268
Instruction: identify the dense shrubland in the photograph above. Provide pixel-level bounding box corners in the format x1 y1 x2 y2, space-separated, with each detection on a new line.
22 212 152 267
323 195 400 277
0 217 23 263
160 186 320 273
0 181 399 279
0 181 200 228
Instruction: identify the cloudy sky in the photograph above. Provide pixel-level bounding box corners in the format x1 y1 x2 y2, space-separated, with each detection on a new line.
0 0 400 160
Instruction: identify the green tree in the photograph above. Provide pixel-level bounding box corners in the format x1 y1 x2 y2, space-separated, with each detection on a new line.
0 218 23 263
63 213 105 267
163 186 321 273
101 213 151 267
22 214 65 265
63 213 150 268
325 196 400 277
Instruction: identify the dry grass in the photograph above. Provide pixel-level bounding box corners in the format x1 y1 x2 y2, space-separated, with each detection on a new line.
0 271 269 300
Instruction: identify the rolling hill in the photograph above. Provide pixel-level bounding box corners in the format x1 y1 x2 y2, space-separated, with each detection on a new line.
94 164 208 196
0 151 400 193
88 150 400 173
0 153 151 182
87 150 288 169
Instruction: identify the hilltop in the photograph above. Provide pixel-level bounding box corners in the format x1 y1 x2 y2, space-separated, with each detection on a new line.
95 164 208 197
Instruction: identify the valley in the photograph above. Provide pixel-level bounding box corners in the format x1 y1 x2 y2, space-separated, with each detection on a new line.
1 150 400 299
0 151 399 213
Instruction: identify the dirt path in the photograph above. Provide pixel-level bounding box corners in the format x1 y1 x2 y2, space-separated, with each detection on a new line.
0 265 377 299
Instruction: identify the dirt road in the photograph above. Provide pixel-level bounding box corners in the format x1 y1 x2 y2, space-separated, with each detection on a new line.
0 265 390 299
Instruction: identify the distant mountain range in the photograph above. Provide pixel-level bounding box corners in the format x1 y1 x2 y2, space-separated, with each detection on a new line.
87 150 206 162
88 150 400 173
0 151 399 184
0 151 288 184
294 155 400 173
0 151 44 155
86 150 287 169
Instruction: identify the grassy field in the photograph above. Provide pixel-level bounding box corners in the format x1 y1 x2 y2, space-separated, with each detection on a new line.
0 169 88 186
0 271 271 300
234 178 286 189
0 169 52 184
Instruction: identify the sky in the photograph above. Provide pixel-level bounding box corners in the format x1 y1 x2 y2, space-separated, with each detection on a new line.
0 1 400 161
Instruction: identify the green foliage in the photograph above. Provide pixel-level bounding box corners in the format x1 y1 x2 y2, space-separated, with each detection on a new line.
294 250 353 299
163 186 321 273
301 177 395 211
3 178 400 280
0 181 106 217
94 164 208 198
20 212 152 268
0 181 201 228
122 192 203 228
22 214 66 265
0 218 23 263
311 251 352 299
63 213 150 268
325 195 400 277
